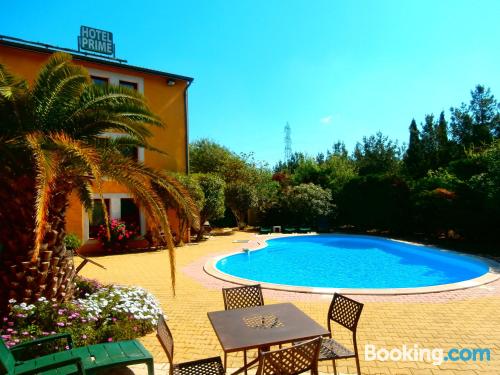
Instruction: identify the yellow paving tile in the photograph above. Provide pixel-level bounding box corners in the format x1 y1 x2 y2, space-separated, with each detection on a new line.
78 232 500 374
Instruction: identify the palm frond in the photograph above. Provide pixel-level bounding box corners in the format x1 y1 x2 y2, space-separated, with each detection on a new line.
155 172 201 231
0 63 27 101
31 53 89 130
100 154 177 289
71 84 161 124
49 132 111 239
25 132 56 261
104 135 166 155
74 178 94 210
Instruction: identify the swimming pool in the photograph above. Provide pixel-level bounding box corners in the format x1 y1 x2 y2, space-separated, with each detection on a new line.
211 235 495 292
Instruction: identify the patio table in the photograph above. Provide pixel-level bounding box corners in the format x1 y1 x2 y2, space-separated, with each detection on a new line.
207 302 329 375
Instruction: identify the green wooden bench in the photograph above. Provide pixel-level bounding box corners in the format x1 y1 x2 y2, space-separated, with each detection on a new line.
1 334 154 375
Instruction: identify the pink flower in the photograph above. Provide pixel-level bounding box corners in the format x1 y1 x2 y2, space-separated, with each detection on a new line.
56 322 65 327
7 322 14 327
107 338 113 342
118 235 123 240
1 335 11 339
81 334 87 339
22 331 29 336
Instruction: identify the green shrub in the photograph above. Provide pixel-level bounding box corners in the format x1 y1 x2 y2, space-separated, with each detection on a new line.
64 233 82 251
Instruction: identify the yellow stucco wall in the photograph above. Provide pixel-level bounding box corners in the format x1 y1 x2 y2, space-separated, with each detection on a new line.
0 44 189 240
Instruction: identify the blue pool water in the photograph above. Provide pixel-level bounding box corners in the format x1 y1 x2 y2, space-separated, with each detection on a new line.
215 235 489 289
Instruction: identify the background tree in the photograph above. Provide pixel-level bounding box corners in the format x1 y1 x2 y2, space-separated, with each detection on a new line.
353 132 401 175
403 119 423 178
193 173 225 240
321 154 358 195
436 111 450 167
338 175 410 232
190 138 271 228
282 183 334 226
225 182 257 229
0 54 199 308
450 85 498 151
169 173 204 245
420 114 438 171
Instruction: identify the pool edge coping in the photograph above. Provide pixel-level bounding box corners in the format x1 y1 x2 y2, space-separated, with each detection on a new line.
203 233 500 295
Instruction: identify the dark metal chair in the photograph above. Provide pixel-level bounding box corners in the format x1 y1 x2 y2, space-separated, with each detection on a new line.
257 337 322 375
156 315 225 375
222 284 264 373
222 284 264 310
320 293 364 375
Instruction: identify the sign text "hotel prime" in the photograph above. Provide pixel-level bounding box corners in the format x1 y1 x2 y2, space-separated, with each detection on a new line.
78 26 114 56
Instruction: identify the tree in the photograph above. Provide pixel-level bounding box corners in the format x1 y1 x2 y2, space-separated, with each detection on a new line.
322 155 358 195
190 138 250 183
329 141 349 158
0 53 199 307
283 183 334 226
450 85 499 150
403 119 423 178
353 132 401 175
469 85 499 138
292 157 324 186
225 182 257 229
420 114 438 171
436 111 450 167
338 175 410 231
274 152 306 174
190 138 274 230
169 173 205 245
193 173 225 240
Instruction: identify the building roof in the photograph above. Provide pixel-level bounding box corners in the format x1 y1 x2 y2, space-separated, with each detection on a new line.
0 35 194 83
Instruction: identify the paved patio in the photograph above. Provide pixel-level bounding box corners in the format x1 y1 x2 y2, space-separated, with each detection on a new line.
78 232 500 374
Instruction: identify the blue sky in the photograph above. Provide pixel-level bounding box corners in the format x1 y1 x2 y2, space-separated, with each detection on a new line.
2 0 499 166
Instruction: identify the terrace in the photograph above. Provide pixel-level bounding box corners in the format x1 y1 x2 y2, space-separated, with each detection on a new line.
75 231 500 374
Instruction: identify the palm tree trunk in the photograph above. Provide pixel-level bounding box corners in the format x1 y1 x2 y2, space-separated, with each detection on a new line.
0 174 76 309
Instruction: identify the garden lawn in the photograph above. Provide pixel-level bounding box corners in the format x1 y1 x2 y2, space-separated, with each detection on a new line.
77 232 500 375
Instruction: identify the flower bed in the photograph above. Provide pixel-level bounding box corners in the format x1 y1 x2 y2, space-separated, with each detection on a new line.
98 219 139 252
1 277 163 351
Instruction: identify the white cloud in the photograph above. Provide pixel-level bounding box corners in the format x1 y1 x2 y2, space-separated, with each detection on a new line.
320 115 333 125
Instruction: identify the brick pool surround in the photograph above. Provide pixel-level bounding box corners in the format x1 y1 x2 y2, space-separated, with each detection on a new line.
203 233 500 296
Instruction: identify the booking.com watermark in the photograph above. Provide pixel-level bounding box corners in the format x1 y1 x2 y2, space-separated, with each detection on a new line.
365 344 491 366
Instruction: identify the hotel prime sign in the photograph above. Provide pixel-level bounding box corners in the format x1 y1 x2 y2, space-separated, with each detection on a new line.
78 26 115 56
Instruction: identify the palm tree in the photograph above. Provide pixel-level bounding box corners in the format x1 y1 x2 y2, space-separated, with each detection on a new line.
0 53 199 308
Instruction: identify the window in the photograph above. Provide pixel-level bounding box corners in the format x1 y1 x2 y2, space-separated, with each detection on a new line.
88 199 110 239
91 76 109 86
120 145 139 161
120 199 140 232
119 80 138 91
